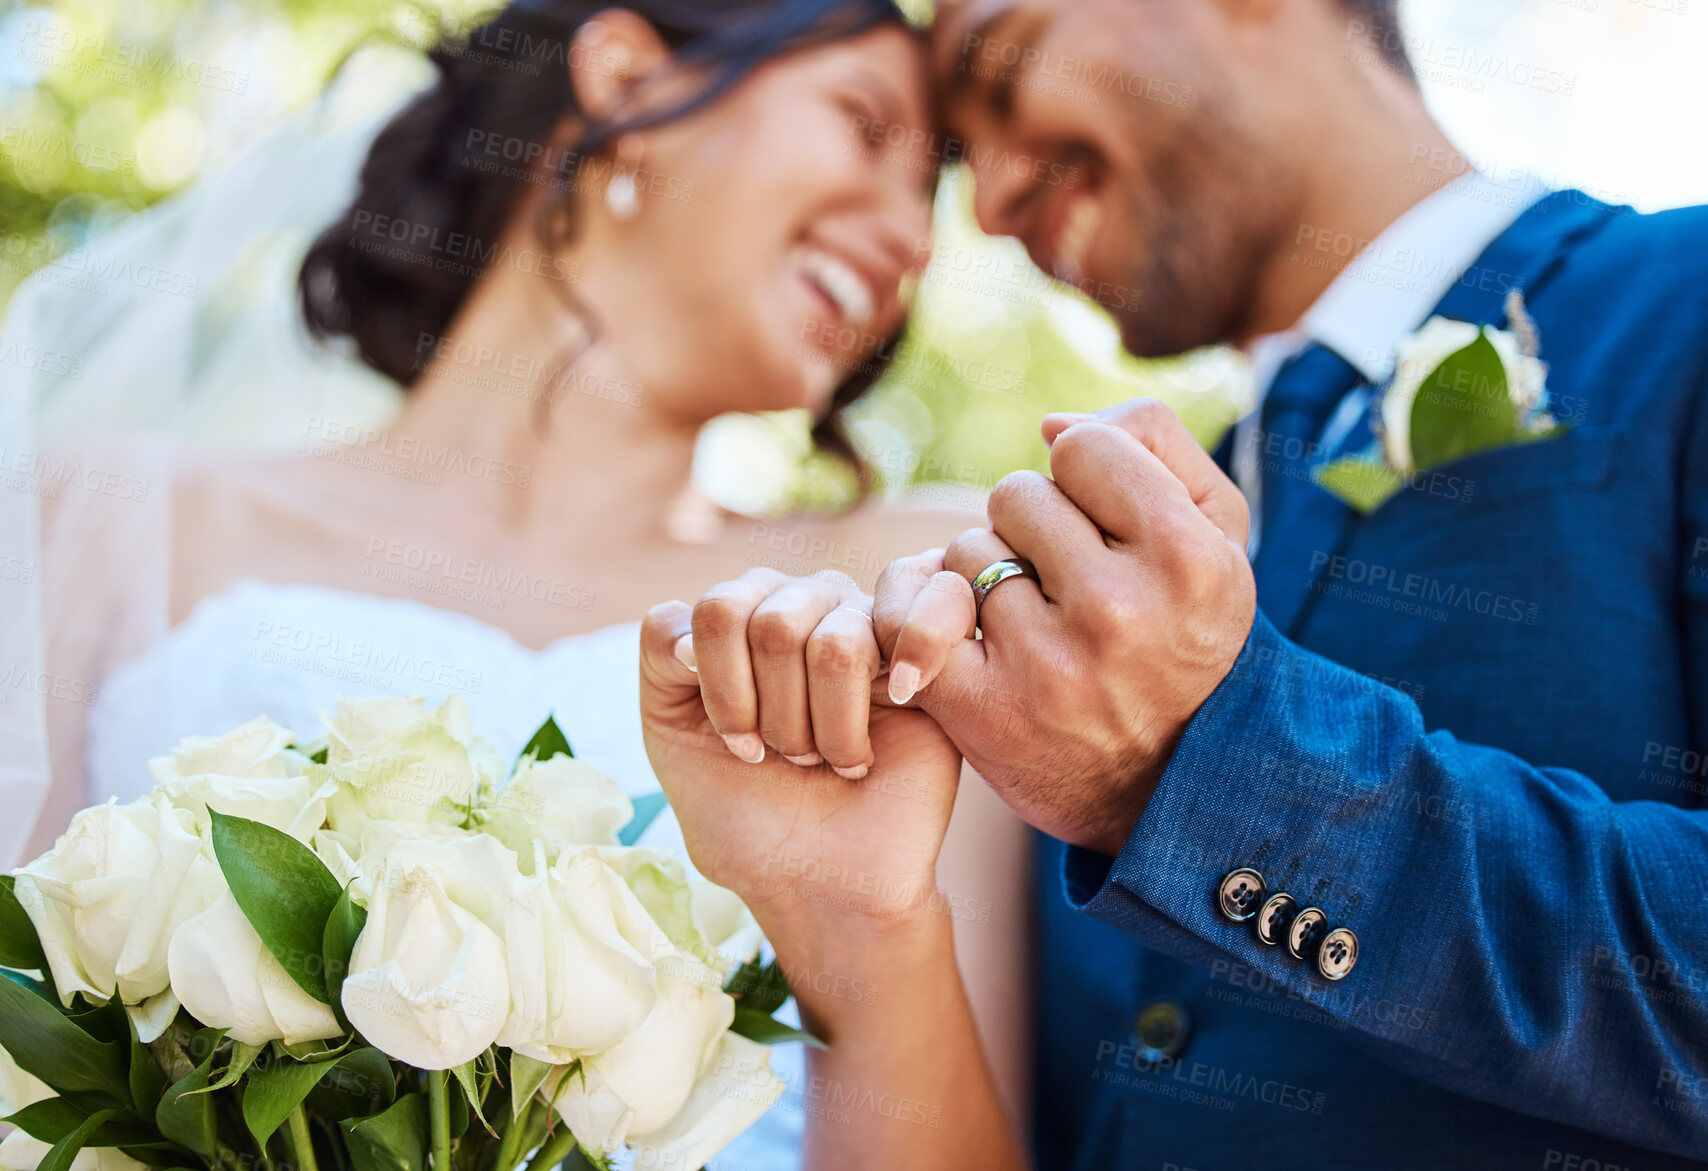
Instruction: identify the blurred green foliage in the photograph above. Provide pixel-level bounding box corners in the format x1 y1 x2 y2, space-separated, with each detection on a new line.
0 0 1246 509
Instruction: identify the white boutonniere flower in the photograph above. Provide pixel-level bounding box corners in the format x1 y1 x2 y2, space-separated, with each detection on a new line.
1315 289 1567 513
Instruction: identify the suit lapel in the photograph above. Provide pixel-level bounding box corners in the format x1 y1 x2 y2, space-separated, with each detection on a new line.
1262 192 1622 642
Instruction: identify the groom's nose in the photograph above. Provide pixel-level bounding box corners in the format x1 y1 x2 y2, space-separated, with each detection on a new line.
968 159 1043 261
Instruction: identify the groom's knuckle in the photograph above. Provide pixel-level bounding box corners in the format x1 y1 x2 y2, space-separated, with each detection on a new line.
990 470 1047 519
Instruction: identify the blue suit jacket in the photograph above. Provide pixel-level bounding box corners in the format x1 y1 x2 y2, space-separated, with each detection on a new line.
1034 191 1708 1169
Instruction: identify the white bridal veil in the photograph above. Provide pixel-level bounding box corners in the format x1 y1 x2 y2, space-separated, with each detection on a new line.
0 46 429 866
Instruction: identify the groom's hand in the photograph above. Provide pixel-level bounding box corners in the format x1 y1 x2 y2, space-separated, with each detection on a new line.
874 399 1255 856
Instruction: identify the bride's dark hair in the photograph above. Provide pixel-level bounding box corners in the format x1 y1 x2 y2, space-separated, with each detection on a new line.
299 0 918 482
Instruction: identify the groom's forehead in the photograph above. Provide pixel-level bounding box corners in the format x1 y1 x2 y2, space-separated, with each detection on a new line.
931 0 1052 106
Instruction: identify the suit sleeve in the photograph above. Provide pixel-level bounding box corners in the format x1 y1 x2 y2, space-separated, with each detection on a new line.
1061 437 1708 1160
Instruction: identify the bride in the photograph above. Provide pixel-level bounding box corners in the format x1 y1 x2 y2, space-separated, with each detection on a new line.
12 0 1031 1162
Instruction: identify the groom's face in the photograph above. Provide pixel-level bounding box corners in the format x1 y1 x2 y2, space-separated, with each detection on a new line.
933 0 1296 357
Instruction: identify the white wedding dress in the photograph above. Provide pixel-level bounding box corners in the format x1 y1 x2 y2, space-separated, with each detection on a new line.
81 577 807 1171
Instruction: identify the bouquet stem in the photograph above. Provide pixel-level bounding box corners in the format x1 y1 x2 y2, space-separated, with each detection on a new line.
286 1105 321 1171
526 1125 578 1170
429 1068 454 1170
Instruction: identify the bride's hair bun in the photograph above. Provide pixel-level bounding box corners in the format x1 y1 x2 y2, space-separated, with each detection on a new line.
300 0 911 472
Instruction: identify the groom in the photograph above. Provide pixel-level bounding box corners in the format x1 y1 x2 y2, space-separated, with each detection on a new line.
858 0 1708 1166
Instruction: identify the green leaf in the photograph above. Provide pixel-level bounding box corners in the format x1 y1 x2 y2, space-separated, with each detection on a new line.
242 1055 340 1148
36 1108 119 1171
181 1040 264 1096
729 1006 826 1050
322 885 367 1031
1410 332 1520 472
0 875 47 972
451 1059 491 1137
1312 453 1407 516
618 792 669 847
508 1055 555 1123
339 1092 429 1171
310 746 330 765
154 1029 222 1159
3 1095 159 1147
0 971 130 1101
305 1047 395 1123
128 1014 167 1119
209 810 343 1003
724 957 791 1016
518 716 573 765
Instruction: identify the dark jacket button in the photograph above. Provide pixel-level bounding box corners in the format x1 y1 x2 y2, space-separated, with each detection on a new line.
1256 892 1298 946
1317 927 1360 980
1287 906 1330 961
1216 868 1266 922
1133 998 1192 1063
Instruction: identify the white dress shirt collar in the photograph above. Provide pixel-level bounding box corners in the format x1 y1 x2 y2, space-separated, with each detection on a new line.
1246 170 1538 395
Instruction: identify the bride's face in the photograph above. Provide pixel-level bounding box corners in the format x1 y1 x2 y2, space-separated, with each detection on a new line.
572 24 937 422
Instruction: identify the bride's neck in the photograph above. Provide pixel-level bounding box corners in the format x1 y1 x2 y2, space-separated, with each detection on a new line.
388 274 703 549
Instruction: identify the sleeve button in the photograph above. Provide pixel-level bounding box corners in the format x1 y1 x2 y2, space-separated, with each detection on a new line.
1316 928 1360 981
1216 868 1267 922
1286 906 1330 961
1255 892 1297 946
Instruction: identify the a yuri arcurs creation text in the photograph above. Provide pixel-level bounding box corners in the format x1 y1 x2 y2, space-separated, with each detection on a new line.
0 697 808 1171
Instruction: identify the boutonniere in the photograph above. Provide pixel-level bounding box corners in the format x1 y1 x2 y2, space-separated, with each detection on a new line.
1314 289 1568 514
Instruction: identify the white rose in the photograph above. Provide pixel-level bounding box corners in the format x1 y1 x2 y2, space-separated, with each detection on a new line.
149 717 329 842
0 1130 147 1171
341 837 512 1069
592 848 755 972
565 959 736 1141
0 1045 51 1115
14 794 224 1040
166 891 343 1046
479 755 634 864
147 716 300 786
629 1033 785 1171
496 849 668 1063
1381 317 1549 476
317 697 505 834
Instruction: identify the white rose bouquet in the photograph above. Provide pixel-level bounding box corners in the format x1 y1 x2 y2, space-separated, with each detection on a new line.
0 698 806 1171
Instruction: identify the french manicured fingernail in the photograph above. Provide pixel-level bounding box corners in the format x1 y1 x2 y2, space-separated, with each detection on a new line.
723 733 766 763
785 753 823 767
833 764 870 781
673 635 697 672
888 662 921 705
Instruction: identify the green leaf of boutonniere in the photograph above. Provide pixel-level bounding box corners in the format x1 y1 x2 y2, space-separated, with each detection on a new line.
1312 450 1407 516
1410 332 1518 470
518 715 573 765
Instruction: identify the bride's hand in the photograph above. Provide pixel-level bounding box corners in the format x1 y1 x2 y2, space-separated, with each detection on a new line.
638 569 962 952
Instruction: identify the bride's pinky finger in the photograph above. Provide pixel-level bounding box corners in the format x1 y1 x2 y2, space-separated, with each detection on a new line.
886 571 977 706
806 607 881 780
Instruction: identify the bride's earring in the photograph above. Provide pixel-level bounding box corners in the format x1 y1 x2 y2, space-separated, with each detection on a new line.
606 135 644 223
